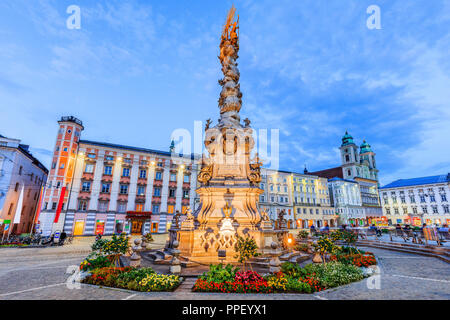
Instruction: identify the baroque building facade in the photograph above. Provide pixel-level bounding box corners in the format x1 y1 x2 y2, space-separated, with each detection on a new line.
0 134 48 235
39 116 200 236
310 131 382 224
259 168 335 229
328 177 365 225
380 174 450 226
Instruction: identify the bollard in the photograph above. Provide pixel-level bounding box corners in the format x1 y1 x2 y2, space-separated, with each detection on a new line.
269 242 282 274
129 238 142 268
170 240 182 275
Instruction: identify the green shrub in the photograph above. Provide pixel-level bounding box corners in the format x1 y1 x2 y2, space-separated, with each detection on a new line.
116 267 155 287
80 255 112 272
295 243 309 252
296 230 309 240
281 262 308 278
200 264 238 283
285 276 312 293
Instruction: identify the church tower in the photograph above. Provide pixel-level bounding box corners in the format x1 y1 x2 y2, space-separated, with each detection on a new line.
340 131 359 180
40 116 84 234
359 140 378 181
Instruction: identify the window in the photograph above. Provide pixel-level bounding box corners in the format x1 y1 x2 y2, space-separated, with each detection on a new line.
7 203 14 215
432 206 438 214
420 196 426 203
119 184 128 194
104 166 112 175
154 187 161 197
105 155 114 161
167 205 174 214
139 169 147 179
386 208 391 215
81 181 91 192
14 182 19 192
384 198 388 205
410 196 415 203
117 202 127 213
394 208 399 215
412 207 418 214
152 205 160 213
98 201 108 212
303 208 306 214
155 171 162 180
122 167 130 177
52 162 56 169
101 183 110 193
184 175 190 183
183 190 189 198
422 206 428 214
169 188 176 198
400 197 406 204
443 205 449 213
430 195 436 202
170 173 177 181
260 195 265 202
78 200 88 211
137 186 145 196
441 194 447 202
135 204 144 212
402 207 408 214
19 166 23 175
85 164 94 173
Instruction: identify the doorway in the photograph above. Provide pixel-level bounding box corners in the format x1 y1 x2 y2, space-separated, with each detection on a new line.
131 220 143 235
73 220 85 236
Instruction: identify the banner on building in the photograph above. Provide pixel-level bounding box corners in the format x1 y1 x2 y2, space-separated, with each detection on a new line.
53 186 66 223
13 185 24 225
34 186 45 224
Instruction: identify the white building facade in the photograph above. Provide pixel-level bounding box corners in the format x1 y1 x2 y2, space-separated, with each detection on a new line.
328 177 365 226
39 116 201 236
380 174 450 226
0 134 48 235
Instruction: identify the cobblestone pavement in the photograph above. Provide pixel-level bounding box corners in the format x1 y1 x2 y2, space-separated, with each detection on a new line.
1 244 449 300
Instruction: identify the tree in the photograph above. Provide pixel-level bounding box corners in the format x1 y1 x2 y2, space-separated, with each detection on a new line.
234 234 260 271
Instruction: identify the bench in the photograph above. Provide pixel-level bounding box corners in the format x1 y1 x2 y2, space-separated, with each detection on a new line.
389 229 413 242
359 228 382 240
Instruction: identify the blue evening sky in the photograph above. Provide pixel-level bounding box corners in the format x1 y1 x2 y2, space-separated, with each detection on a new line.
0 0 449 186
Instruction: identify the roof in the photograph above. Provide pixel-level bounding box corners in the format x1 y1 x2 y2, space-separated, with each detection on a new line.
79 139 199 160
308 166 343 179
328 177 358 184
380 174 450 189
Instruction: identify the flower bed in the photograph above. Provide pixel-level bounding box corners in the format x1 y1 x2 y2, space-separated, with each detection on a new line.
78 233 181 292
330 250 377 268
192 260 370 294
82 266 181 292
